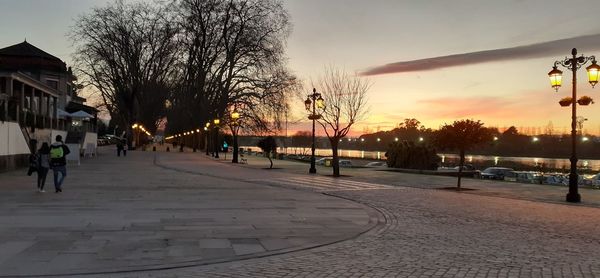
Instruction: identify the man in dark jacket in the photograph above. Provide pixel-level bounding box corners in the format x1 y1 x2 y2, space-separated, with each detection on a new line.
50 135 70 193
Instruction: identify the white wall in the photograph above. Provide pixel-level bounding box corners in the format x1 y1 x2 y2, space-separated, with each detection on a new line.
27 129 68 149
0 122 30 156
83 132 97 153
31 129 52 146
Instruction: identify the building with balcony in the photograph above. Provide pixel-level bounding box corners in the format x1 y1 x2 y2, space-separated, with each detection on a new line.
0 40 97 171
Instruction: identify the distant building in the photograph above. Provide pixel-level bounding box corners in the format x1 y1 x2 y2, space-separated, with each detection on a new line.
0 40 97 171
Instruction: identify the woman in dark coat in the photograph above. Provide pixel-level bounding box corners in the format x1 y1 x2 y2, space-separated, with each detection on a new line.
37 143 51 192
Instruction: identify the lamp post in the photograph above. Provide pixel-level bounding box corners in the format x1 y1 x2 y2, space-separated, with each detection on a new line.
304 88 325 174
213 118 220 159
231 111 240 163
205 122 210 156
548 48 600 203
131 123 139 150
204 123 210 155
195 129 200 152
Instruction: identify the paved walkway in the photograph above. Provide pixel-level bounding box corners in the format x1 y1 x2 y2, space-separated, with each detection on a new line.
5 148 600 277
230 152 600 208
0 148 378 277
90 151 600 277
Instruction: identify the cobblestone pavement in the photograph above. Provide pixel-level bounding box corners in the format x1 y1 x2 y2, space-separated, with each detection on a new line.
230 153 600 208
85 152 600 278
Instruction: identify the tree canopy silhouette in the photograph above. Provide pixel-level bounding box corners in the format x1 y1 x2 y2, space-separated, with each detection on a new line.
257 136 277 169
435 119 493 189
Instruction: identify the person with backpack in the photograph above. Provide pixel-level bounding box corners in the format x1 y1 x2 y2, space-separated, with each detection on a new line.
36 143 51 192
50 135 70 193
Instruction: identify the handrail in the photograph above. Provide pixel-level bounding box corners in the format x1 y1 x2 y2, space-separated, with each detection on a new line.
19 124 33 154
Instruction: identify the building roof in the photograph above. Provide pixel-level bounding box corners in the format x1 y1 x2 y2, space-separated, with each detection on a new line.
0 41 67 72
0 40 63 62
65 101 98 115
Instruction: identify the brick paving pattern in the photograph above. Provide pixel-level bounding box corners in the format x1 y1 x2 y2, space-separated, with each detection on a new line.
4 150 600 277
96 166 600 278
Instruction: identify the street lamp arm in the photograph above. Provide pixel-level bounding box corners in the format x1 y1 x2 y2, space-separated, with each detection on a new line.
555 55 596 70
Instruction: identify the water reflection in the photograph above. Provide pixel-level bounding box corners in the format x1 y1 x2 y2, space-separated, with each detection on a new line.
257 146 600 171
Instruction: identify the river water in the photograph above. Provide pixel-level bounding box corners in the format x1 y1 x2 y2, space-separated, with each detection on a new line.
241 146 600 171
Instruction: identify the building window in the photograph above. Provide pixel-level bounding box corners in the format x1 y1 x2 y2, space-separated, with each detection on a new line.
46 79 59 90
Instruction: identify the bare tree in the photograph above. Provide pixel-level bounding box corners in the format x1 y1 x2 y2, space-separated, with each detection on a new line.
314 67 370 177
71 0 179 137
169 0 296 137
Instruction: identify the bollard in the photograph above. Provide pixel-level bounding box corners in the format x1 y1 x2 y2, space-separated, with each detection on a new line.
153 146 156 152
166 147 170 152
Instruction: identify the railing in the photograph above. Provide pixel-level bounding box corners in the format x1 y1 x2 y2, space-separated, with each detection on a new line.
19 124 33 154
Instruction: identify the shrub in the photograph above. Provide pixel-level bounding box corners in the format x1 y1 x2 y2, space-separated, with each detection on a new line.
385 141 440 170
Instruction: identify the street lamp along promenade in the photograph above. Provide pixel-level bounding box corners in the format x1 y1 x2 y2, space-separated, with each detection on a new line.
213 118 221 158
305 88 325 174
230 111 241 163
205 122 211 156
548 48 599 203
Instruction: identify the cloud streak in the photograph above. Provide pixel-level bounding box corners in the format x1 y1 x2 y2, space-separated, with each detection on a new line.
362 34 600 76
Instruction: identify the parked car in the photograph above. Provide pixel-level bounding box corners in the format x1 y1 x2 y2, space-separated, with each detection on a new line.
365 161 387 167
542 174 567 186
583 173 600 187
97 139 108 146
455 164 475 171
316 157 333 165
480 167 514 180
339 160 353 168
438 164 475 172
504 171 543 184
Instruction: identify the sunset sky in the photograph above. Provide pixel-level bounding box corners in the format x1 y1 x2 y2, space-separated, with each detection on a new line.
2 0 600 136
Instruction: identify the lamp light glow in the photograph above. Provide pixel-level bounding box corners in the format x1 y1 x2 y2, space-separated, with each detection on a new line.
548 66 563 91
316 96 325 109
586 61 600 88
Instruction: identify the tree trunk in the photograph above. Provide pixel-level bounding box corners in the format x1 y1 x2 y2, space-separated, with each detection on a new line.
232 132 238 163
268 153 273 169
457 149 465 189
332 139 340 177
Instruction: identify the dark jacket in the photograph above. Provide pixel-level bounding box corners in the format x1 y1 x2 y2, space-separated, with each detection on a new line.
50 142 71 167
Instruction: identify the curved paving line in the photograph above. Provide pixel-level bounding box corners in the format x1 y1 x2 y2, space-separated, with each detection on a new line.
11 154 388 277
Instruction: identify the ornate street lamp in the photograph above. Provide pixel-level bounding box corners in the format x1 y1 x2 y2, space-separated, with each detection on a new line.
131 123 140 149
213 118 220 158
230 111 241 163
305 88 325 174
195 129 200 152
548 48 598 203
205 122 211 156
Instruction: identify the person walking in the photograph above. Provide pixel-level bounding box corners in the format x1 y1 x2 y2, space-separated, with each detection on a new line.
117 140 124 157
121 139 127 156
36 143 51 192
50 135 70 193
